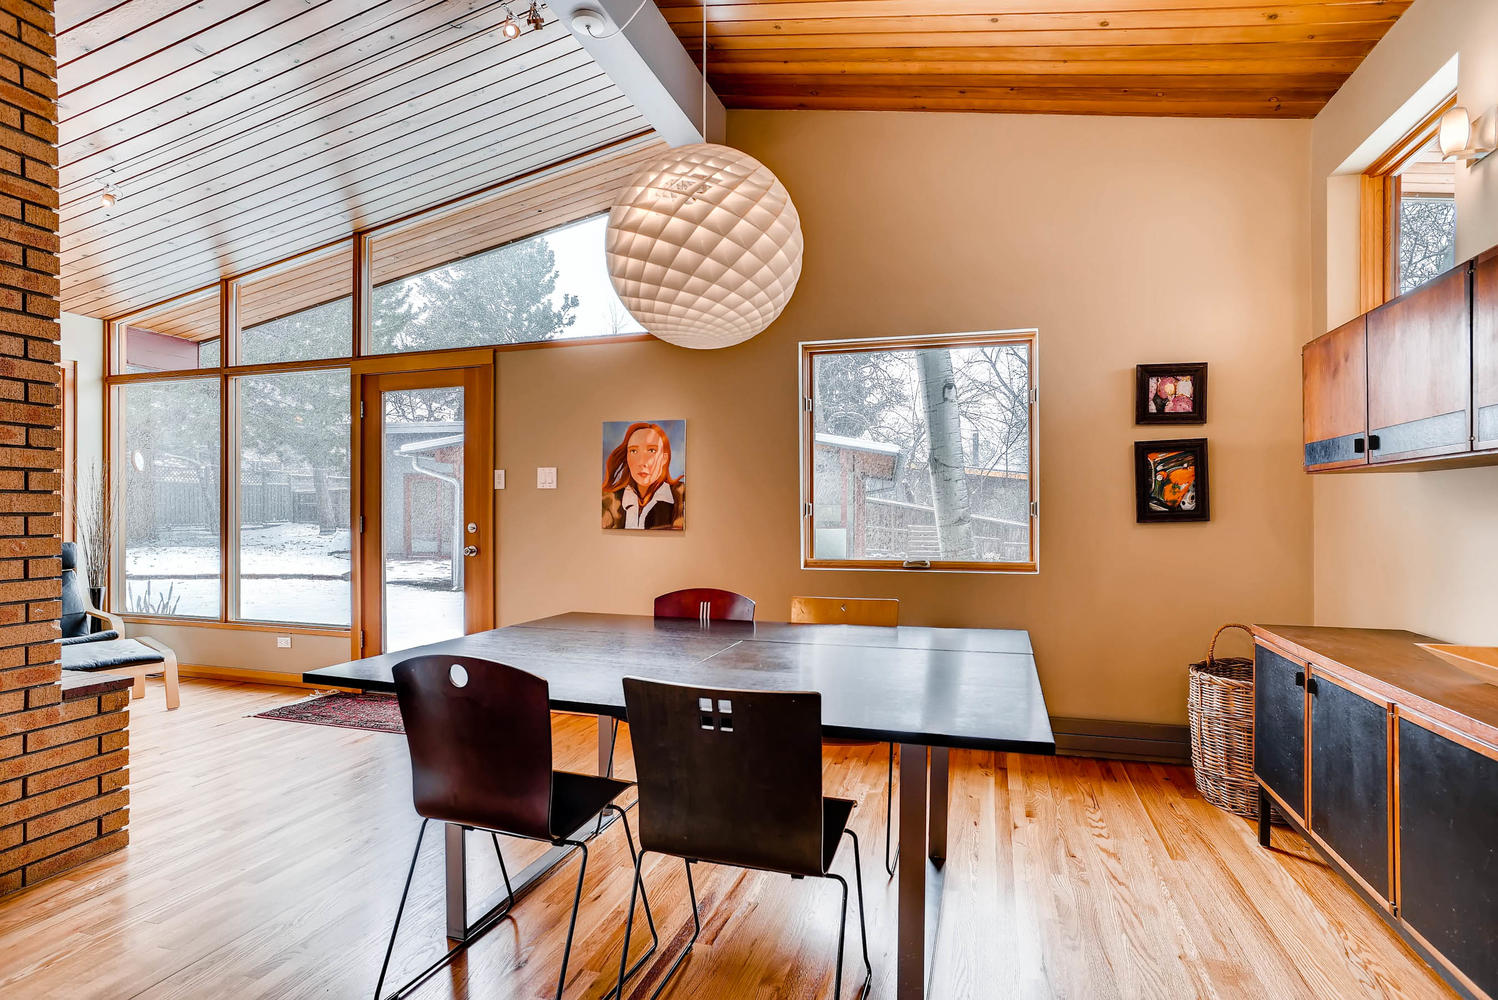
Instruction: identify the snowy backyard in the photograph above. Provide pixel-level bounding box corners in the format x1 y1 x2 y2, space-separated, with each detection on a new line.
126 522 462 651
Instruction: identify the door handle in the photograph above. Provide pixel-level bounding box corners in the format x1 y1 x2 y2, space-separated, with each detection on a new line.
1294 671 1305 688
462 545 478 557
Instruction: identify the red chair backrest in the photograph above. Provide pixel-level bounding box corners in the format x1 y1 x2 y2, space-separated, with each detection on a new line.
653 588 756 623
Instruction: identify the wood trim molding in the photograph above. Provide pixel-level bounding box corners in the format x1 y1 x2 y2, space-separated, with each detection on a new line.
178 664 358 691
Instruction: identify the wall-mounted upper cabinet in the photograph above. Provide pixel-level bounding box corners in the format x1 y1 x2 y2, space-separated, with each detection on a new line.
1303 316 1368 471
1474 248 1498 452
1365 266 1471 463
1303 252 1496 473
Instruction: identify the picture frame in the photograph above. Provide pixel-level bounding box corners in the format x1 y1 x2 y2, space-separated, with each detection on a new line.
1135 362 1208 424
1134 438 1210 523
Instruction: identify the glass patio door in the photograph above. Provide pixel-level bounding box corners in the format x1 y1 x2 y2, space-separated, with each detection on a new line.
356 366 493 656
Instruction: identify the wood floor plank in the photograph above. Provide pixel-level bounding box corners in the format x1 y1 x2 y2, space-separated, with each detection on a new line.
0 679 1461 1000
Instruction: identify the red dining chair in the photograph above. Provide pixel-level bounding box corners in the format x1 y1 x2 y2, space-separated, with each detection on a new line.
378 655 657 1000
653 588 756 624
616 677 872 999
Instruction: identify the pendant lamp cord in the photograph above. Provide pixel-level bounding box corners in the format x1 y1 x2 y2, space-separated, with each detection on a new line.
701 0 707 138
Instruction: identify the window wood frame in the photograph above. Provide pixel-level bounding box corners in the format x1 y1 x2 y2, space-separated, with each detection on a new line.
1362 94 1458 312
799 329 1039 574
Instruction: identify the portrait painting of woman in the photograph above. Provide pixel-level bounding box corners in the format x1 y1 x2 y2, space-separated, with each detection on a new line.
601 420 686 530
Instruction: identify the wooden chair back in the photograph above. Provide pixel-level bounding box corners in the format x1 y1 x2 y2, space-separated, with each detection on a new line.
392 655 554 840
790 596 900 628
653 588 756 623
623 676 826 877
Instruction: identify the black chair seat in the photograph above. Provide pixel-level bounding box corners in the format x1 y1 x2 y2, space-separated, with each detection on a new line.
60 630 119 646
821 797 856 874
549 771 633 840
62 638 166 672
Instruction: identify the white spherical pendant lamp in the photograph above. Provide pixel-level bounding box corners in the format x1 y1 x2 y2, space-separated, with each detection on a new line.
606 143 803 350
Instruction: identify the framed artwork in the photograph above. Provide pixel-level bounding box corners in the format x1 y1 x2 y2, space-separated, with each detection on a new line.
1135 363 1208 424
1135 438 1210 523
601 419 686 531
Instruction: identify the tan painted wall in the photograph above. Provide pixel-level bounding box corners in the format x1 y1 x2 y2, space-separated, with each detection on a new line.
1311 0 1498 644
495 110 1314 725
60 312 104 507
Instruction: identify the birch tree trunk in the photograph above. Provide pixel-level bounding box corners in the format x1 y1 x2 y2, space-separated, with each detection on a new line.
917 348 976 559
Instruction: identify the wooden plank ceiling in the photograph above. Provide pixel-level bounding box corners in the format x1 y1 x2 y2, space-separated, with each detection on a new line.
657 0 1410 118
57 0 659 320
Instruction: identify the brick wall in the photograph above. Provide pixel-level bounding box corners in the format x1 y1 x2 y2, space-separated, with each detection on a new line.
0 0 130 895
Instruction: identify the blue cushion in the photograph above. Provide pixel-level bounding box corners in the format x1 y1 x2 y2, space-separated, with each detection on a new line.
62 638 165 672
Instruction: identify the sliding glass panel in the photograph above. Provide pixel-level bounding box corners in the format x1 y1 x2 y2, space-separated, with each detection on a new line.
382 386 465 653
236 243 353 365
120 289 220 373
235 370 351 626
369 213 641 354
121 379 221 617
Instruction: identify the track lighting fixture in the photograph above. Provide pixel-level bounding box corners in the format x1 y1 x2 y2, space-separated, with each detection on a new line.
525 2 544 30
500 15 522 39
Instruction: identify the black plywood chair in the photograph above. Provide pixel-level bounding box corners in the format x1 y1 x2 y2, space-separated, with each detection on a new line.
377 655 657 1000
616 677 872 999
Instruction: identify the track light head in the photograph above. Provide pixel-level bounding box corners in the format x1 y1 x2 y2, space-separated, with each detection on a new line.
500 15 522 39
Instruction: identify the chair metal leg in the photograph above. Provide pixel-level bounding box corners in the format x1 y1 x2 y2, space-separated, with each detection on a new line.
843 830 873 997
554 839 590 1000
373 819 429 1000
490 833 515 911
885 743 898 877
600 805 658 1000
830 872 849 999
647 862 704 999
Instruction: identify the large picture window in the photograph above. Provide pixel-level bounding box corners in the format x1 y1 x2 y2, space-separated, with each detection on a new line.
801 331 1037 572
235 370 351 626
236 243 353 365
120 378 221 617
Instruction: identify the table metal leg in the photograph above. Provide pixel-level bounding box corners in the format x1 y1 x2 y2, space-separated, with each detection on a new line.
599 714 616 778
444 823 468 940
897 743 929 999
928 746 949 864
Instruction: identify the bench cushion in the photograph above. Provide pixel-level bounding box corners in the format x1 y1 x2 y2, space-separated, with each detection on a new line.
60 630 120 646
62 638 166 672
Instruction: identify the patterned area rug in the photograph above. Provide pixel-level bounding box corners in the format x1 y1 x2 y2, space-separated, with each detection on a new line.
252 692 404 734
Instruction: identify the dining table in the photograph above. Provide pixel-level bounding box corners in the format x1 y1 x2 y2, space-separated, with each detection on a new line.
304 611 1055 999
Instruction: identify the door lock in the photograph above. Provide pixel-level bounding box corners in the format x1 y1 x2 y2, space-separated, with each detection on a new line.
462 545 479 557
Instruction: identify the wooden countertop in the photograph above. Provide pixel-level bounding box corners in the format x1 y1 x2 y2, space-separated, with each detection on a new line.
1253 624 1498 748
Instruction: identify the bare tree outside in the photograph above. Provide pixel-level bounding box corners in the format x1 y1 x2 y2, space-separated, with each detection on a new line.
1398 195 1456 295
917 349 976 560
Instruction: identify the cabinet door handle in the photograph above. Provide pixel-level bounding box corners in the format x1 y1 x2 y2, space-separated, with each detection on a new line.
1294 670 1305 688
1353 438 1366 454
1306 677 1319 696
1368 433 1381 451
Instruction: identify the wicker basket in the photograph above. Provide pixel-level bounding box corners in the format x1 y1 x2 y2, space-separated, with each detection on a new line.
1189 624 1277 821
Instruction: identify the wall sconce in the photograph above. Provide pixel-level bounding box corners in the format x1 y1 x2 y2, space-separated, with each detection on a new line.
1439 105 1496 164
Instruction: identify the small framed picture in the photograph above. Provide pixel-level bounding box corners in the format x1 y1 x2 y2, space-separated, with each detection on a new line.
1135 439 1210 523
1135 363 1207 424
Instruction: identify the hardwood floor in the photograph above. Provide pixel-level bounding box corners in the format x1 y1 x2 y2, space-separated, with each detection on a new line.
0 679 1456 1000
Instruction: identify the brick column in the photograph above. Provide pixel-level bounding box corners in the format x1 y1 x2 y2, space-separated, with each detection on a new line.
0 0 129 895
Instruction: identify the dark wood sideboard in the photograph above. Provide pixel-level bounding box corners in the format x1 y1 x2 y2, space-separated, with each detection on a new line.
1303 246 1498 472
1253 625 1498 1000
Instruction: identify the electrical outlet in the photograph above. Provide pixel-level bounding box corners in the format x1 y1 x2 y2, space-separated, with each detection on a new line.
494 469 505 490
537 467 557 489
276 636 291 649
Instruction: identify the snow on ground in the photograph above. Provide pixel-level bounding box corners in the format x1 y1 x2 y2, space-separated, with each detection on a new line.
126 522 464 645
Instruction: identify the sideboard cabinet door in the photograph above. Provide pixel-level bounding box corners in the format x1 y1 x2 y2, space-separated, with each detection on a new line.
1308 674 1390 904
1303 316 1368 471
1398 717 1498 997
1366 265 1472 463
1254 643 1306 822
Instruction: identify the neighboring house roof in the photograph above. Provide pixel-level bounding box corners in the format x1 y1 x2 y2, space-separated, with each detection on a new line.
814 433 900 456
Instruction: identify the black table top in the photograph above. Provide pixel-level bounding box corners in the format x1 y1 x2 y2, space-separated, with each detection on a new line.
304 613 1054 753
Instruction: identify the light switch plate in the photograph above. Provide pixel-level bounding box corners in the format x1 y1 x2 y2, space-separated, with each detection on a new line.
494 469 505 490
276 636 291 649
537 467 557 489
